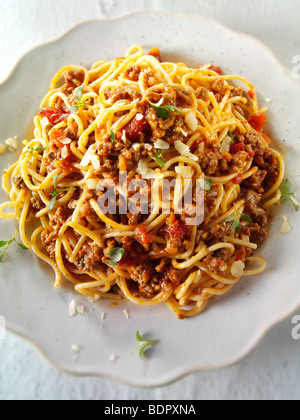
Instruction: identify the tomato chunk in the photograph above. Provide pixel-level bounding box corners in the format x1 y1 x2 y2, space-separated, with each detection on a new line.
210 65 223 75
123 115 147 141
230 143 244 154
232 174 243 185
135 225 153 248
248 112 268 132
148 47 161 58
39 107 69 125
164 214 190 240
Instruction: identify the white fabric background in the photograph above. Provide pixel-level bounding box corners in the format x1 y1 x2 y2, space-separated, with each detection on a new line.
0 0 300 400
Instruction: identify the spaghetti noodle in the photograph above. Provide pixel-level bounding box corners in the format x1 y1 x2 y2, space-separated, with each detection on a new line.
0 46 284 318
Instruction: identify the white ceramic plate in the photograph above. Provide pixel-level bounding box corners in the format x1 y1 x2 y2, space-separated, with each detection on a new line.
1 11 300 387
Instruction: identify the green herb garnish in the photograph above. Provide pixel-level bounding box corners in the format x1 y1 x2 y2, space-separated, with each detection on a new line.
106 247 125 266
48 174 76 212
132 331 158 359
147 97 182 119
201 179 213 191
0 230 28 262
228 130 237 141
281 179 299 211
110 130 116 143
225 205 253 233
27 145 47 155
70 85 85 113
153 149 165 168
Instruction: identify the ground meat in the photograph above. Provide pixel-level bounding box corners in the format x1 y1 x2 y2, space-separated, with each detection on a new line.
110 85 142 103
204 248 232 274
129 261 180 299
63 69 85 94
124 65 141 81
241 189 268 244
242 169 267 194
70 242 104 272
199 222 231 246
41 206 72 257
12 175 25 190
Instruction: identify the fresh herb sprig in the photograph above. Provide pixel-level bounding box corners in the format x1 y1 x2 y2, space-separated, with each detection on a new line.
132 331 158 359
0 230 28 262
106 247 125 266
48 174 76 212
147 97 182 119
27 145 47 155
70 85 85 113
153 149 165 168
225 205 253 233
281 179 299 211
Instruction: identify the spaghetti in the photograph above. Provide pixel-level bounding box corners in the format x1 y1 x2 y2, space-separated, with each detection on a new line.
0 46 284 318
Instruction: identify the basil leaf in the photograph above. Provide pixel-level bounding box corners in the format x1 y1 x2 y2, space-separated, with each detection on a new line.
35 146 47 152
202 179 213 191
0 250 5 263
53 174 59 189
107 247 125 265
155 107 171 119
110 130 116 143
70 105 79 114
48 197 57 212
240 214 253 223
16 243 29 250
77 85 84 100
153 149 165 168
231 220 241 232
225 216 236 223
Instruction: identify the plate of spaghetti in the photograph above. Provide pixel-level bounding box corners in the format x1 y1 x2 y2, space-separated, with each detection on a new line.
0 12 299 386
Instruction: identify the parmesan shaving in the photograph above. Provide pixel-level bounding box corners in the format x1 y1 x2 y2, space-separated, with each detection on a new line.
69 300 77 317
185 111 198 132
85 178 98 190
5 138 18 152
61 146 69 159
280 215 292 234
90 154 100 171
154 139 170 150
174 141 198 161
137 159 159 179
231 261 245 278
175 166 194 179
219 136 232 154
135 113 144 121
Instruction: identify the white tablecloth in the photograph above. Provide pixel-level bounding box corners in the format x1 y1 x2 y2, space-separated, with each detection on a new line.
1 0 300 400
